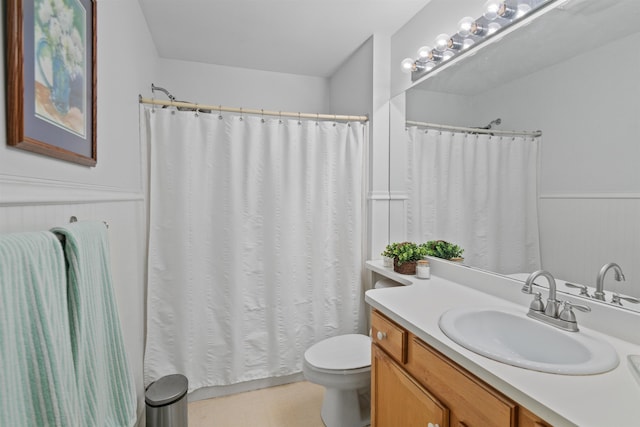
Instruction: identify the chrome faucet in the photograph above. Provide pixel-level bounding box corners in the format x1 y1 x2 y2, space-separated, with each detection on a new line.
522 270 590 332
595 263 625 301
522 270 559 317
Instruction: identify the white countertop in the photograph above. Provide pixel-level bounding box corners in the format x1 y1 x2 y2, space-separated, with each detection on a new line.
365 260 640 427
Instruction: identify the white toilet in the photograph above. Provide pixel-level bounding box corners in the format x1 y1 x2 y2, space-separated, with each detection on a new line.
303 278 400 427
303 334 372 427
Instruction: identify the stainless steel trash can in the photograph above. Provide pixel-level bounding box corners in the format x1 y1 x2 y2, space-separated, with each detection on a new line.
146 374 188 427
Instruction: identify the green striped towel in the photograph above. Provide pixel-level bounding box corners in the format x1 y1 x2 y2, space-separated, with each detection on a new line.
0 231 81 426
52 222 136 427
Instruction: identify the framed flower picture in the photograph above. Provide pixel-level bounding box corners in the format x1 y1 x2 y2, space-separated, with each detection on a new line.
7 0 97 166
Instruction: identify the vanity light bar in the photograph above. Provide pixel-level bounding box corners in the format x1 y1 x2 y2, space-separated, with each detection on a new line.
402 0 557 81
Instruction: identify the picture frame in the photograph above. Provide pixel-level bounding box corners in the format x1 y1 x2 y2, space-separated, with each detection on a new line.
7 0 97 166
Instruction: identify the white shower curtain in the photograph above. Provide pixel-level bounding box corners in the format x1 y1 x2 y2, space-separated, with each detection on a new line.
143 108 366 392
406 127 541 274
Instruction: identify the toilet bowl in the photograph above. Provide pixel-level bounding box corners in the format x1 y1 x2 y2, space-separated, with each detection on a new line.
302 279 399 426
303 333 371 427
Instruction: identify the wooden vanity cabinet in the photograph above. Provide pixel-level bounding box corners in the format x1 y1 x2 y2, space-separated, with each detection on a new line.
371 310 552 427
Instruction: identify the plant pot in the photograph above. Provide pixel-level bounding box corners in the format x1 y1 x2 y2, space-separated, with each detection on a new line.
393 259 417 275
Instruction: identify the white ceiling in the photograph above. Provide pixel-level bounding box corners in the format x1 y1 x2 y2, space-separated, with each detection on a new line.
138 0 431 77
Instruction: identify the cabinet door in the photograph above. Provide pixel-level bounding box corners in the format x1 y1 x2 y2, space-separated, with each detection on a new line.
407 336 516 427
372 344 449 427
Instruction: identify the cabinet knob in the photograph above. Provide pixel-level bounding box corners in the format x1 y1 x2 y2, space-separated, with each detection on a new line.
427 423 440 427
376 331 387 340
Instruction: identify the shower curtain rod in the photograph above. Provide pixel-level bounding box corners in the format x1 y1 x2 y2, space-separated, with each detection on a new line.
406 120 542 137
138 96 369 123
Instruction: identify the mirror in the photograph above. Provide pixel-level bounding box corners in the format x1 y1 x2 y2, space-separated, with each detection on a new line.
395 0 640 310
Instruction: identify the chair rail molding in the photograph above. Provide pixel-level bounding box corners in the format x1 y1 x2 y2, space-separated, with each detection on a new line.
368 191 409 201
540 193 640 200
0 174 144 206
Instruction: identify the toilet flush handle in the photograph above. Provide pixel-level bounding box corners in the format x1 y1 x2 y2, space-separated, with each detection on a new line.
376 331 387 341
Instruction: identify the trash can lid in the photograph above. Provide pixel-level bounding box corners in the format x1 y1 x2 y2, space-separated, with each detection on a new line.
145 374 188 407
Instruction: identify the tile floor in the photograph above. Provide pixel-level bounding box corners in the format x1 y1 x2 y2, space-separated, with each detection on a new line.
188 381 326 427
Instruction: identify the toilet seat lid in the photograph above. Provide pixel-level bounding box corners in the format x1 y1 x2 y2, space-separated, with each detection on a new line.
304 334 371 371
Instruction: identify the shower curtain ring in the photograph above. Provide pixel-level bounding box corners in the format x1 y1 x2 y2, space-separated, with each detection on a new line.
240 107 243 121
298 112 301 125
261 109 265 123
333 114 337 127
279 111 283 124
194 103 199 117
316 113 319 126
218 105 223 120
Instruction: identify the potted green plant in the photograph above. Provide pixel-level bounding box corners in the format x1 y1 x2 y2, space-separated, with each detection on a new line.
381 242 428 274
424 240 464 261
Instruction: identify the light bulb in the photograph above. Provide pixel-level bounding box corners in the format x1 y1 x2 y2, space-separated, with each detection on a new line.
424 62 437 71
457 17 475 37
462 38 475 49
483 0 502 20
434 33 450 52
487 22 502 35
417 46 432 61
418 46 441 62
401 57 416 73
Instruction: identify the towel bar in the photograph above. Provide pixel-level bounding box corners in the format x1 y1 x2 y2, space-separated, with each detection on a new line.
68 216 109 228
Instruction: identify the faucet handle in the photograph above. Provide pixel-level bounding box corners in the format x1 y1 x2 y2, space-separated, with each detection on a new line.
564 282 591 297
611 293 640 306
529 291 545 312
559 301 591 323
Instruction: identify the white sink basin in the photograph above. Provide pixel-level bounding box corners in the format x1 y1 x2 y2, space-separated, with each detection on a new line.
438 306 619 375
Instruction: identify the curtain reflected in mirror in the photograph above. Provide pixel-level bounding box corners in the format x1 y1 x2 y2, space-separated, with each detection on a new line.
405 126 541 274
